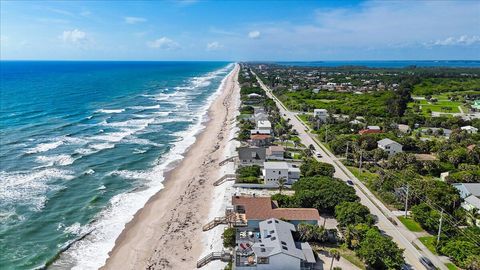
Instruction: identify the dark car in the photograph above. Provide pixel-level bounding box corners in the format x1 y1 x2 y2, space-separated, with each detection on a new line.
419 256 436 270
346 180 354 185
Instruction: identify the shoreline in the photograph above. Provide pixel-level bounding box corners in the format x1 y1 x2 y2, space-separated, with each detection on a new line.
102 63 240 269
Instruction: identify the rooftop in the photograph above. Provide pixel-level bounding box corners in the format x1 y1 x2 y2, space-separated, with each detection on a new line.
264 161 289 170
378 138 401 147
232 196 321 222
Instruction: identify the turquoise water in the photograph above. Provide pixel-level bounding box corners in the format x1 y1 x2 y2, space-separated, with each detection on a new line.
0 61 233 269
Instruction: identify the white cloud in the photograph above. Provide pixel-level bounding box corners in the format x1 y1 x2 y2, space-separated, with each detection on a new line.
248 30 261 39
147 37 179 49
60 29 87 44
206 41 222 51
124 16 147 24
433 35 480 46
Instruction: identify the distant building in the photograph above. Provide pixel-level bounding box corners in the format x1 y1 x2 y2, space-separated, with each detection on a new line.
263 161 300 185
377 138 403 156
420 128 452 138
461 125 478 134
248 93 263 99
367 125 381 130
452 183 480 226
313 109 328 122
266 145 285 160
359 126 383 135
233 218 317 270
440 172 449 182
397 124 411 134
238 147 266 166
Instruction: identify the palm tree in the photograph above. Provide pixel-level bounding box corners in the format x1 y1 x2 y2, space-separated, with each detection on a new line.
329 249 341 270
277 177 287 195
467 207 480 226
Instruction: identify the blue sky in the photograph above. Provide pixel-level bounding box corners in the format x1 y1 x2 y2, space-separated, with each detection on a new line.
1 0 479 60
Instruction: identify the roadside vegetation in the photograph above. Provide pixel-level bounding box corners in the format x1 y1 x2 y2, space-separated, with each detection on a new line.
249 63 480 269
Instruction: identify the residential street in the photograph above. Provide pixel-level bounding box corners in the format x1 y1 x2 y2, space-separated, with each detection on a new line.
254 72 449 270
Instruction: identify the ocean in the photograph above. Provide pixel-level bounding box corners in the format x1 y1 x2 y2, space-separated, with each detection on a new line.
275 60 480 68
0 61 234 270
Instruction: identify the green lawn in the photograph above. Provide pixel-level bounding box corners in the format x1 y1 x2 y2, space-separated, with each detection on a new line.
445 263 458 270
398 217 423 232
346 166 380 185
418 236 438 255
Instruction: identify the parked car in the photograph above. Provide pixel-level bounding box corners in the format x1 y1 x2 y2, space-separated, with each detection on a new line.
419 256 436 270
346 180 354 185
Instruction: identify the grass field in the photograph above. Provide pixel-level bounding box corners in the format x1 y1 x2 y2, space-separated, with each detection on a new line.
445 263 458 270
409 97 462 115
418 236 438 255
398 217 423 232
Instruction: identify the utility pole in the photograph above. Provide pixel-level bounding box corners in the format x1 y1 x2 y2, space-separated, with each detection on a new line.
359 151 363 169
404 184 409 218
345 142 349 161
437 209 444 245
325 125 328 143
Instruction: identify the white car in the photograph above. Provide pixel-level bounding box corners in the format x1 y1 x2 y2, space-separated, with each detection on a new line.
315 152 322 158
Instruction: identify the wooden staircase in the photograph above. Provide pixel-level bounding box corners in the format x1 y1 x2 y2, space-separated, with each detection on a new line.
202 213 241 231
219 156 237 166
196 251 231 268
213 174 236 186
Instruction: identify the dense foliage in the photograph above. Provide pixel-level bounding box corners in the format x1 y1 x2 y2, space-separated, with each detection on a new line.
300 158 335 177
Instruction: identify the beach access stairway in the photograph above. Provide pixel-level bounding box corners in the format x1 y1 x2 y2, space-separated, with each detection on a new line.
213 174 236 186
218 156 237 166
202 212 247 231
196 251 231 268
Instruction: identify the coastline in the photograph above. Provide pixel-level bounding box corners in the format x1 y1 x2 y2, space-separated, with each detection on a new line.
102 63 240 269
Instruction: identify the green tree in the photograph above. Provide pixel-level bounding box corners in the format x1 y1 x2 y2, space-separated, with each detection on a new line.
222 228 236 248
335 201 375 227
356 228 405 270
300 159 335 177
292 176 358 213
440 240 480 268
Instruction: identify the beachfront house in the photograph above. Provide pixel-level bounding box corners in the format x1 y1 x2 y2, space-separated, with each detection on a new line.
313 109 328 122
250 134 272 147
250 129 271 135
262 161 300 185
461 125 478 134
238 147 266 166
257 120 272 132
230 196 321 228
377 138 403 156
233 218 316 270
359 125 383 135
266 145 285 160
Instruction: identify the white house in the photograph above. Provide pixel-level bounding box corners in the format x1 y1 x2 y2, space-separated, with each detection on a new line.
367 125 381 131
263 162 300 185
461 125 478 134
313 109 328 122
377 138 403 156
257 120 272 131
233 218 316 270
453 183 480 226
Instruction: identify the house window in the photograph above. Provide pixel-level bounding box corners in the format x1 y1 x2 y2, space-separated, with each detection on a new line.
258 257 269 264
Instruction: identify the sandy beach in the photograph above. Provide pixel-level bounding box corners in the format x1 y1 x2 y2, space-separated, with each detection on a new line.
101 63 240 270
